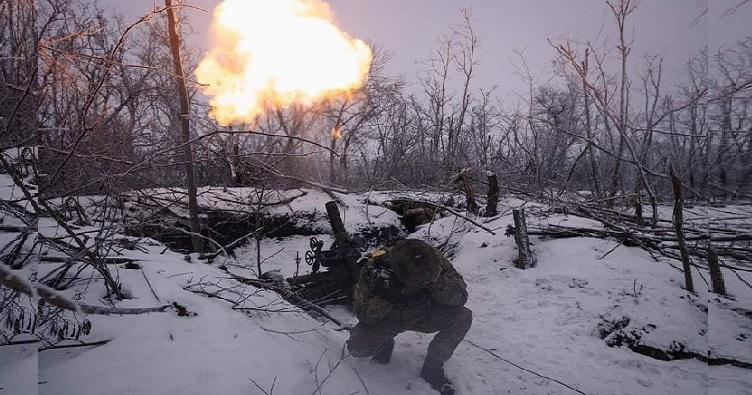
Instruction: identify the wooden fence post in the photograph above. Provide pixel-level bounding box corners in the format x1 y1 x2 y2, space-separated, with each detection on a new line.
707 247 726 295
512 208 535 269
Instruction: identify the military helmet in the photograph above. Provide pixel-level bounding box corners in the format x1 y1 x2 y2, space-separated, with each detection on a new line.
389 239 442 287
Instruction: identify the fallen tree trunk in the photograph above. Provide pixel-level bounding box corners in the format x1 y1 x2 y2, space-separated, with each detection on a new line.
39 256 137 265
525 224 752 267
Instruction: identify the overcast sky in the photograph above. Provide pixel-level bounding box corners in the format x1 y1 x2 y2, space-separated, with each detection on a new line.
107 0 751 104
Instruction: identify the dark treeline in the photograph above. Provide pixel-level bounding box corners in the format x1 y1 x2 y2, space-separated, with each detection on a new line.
2 0 751 210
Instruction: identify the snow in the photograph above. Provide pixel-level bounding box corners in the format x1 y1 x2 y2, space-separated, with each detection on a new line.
2 188 752 394
408 212 713 395
0 343 37 394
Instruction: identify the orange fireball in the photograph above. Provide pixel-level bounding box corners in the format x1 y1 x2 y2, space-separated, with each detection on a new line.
196 0 373 125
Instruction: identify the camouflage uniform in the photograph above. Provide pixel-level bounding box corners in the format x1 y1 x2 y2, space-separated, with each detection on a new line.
346 239 472 392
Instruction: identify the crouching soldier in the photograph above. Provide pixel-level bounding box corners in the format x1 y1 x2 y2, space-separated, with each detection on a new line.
346 239 472 395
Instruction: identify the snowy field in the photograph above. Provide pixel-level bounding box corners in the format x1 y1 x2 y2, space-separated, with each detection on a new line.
1 185 752 395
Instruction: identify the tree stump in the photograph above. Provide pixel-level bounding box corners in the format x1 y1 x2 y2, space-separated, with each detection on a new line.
485 172 499 217
707 247 726 295
453 168 479 214
512 208 535 269
670 165 694 293
633 186 643 227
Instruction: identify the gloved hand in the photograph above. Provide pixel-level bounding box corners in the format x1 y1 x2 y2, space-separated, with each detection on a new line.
365 261 395 292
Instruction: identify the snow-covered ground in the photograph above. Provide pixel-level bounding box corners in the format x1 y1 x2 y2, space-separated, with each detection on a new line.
2 187 752 394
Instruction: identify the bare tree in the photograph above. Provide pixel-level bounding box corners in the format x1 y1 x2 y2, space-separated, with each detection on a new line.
164 0 201 251
607 0 637 197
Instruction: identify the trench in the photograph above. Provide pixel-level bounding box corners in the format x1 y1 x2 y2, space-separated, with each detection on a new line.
597 316 752 369
125 207 404 255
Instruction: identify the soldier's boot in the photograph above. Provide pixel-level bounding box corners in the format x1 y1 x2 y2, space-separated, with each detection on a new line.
418 306 472 395
371 338 395 364
420 358 455 395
